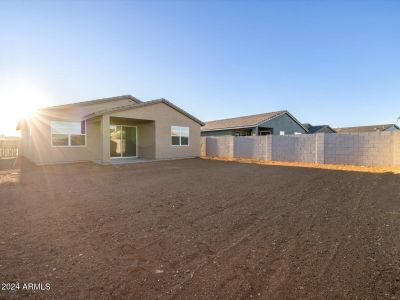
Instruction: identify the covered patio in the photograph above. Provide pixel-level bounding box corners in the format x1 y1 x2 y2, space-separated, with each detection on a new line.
98 115 156 164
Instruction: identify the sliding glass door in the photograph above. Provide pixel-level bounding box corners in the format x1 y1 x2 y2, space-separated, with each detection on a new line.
110 125 137 158
122 126 137 157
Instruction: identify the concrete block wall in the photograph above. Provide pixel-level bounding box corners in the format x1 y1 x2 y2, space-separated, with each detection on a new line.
392 131 400 167
203 131 400 168
200 137 207 157
324 132 394 167
315 133 325 164
265 136 272 160
271 134 316 163
233 136 271 160
205 136 234 158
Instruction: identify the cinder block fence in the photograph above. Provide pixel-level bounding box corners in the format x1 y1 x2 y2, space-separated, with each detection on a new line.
201 131 400 168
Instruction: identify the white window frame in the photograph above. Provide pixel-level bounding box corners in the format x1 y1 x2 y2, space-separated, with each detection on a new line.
51 120 87 147
171 126 189 146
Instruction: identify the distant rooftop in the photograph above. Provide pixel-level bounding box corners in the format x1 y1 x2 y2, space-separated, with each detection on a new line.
202 110 287 131
334 124 399 133
302 123 336 134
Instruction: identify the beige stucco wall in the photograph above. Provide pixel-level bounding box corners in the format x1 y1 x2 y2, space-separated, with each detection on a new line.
137 122 156 160
20 99 201 164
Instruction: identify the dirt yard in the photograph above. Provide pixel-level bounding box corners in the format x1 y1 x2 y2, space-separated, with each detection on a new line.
1 158 400 299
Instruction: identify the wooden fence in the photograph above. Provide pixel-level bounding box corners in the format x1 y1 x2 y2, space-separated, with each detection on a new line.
0 138 20 158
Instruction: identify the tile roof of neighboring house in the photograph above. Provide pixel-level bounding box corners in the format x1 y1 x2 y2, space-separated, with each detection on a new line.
334 124 399 133
83 98 205 126
40 95 142 110
306 125 336 134
202 110 292 131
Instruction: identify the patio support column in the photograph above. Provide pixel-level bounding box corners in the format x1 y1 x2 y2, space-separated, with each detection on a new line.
101 115 111 164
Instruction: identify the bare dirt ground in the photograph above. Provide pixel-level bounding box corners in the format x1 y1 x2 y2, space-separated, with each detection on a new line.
1 158 400 299
203 156 400 174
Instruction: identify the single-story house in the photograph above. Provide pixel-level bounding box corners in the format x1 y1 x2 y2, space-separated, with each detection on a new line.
17 95 204 165
334 124 399 133
201 110 308 136
302 123 336 134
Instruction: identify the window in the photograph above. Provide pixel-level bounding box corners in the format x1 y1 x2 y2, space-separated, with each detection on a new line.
51 121 86 147
171 126 189 146
258 132 270 136
280 131 285 135
236 132 246 136
258 131 271 136
234 130 251 136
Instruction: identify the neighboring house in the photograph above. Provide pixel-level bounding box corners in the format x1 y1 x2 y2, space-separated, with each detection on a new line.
334 124 400 133
201 110 308 136
17 95 204 165
302 123 336 134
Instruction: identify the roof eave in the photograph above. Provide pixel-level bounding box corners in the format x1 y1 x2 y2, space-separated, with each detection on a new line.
84 99 205 126
40 95 142 111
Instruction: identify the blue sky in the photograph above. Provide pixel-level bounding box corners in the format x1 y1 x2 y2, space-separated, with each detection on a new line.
1 0 400 135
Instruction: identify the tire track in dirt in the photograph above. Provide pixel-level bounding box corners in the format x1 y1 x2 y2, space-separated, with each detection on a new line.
162 215 273 299
166 171 340 299
304 172 388 298
255 171 380 298
257 171 349 297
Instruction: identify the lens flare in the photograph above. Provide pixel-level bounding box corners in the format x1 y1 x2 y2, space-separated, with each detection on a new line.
0 78 53 136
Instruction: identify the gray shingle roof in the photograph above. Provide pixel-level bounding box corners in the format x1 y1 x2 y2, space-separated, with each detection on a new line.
202 110 287 131
334 124 399 133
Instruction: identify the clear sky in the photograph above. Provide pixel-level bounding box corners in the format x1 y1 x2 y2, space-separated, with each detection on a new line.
1 0 400 136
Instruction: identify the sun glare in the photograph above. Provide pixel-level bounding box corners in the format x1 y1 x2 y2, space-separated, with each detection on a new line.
0 79 53 136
